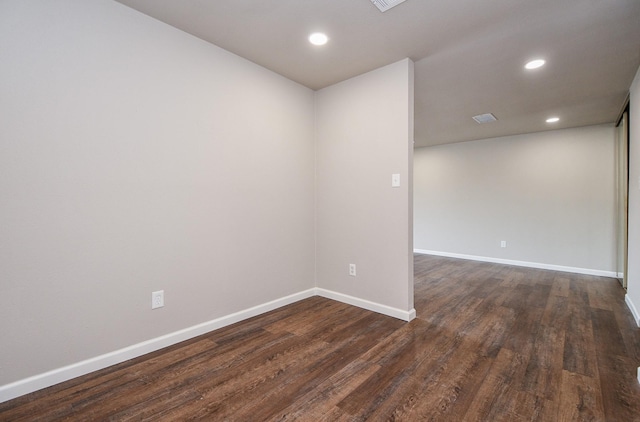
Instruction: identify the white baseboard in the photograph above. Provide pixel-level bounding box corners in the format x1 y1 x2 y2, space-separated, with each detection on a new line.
315 288 416 322
0 287 415 404
414 249 618 278
0 288 316 404
626 295 640 328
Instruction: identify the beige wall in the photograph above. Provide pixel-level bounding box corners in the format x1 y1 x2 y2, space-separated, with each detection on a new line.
414 125 617 273
0 0 316 386
315 59 415 315
626 64 640 325
0 0 415 398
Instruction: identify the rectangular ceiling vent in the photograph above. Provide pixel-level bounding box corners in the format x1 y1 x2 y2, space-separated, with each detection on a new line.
472 113 498 124
370 0 408 12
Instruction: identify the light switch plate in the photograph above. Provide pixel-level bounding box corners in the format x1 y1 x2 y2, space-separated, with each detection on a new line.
392 174 400 187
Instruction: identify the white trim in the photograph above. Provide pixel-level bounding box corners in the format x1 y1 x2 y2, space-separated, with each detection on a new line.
0 287 416 403
626 295 640 328
315 288 416 322
0 289 316 404
413 249 618 278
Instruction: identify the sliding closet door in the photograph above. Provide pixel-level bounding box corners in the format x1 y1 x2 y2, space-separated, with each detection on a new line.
615 109 629 288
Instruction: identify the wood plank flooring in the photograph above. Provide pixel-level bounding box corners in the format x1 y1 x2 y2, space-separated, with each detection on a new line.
1 254 639 421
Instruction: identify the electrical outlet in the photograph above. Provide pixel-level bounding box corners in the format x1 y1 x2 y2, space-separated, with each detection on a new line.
152 290 164 309
349 264 357 277
500 240 507 248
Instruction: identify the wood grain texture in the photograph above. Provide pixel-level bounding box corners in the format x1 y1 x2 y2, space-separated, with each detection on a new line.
1 254 639 421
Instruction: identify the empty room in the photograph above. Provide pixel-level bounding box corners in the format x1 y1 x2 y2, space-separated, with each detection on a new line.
1 0 640 420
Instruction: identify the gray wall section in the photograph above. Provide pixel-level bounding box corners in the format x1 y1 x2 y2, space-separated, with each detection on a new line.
0 0 316 385
414 125 617 272
315 59 414 312
0 0 415 389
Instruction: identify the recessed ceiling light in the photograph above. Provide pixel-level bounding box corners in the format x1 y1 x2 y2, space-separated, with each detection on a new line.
525 59 546 70
309 33 328 46
546 117 560 123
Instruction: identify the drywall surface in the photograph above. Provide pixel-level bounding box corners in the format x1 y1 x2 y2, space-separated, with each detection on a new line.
315 59 414 314
627 65 640 325
414 125 616 273
0 0 315 385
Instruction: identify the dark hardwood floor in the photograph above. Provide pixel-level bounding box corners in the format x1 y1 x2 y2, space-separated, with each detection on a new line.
2 254 640 421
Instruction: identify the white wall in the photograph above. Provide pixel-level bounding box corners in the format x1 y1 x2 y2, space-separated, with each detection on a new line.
315 59 415 318
0 0 315 387
414 125 617 274
626 65 640 326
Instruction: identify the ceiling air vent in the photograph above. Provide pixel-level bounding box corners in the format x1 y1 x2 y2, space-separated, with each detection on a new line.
472 113 497 124
370 0 408 12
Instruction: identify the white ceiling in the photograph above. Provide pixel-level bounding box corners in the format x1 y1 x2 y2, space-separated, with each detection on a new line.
114 0 640 148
